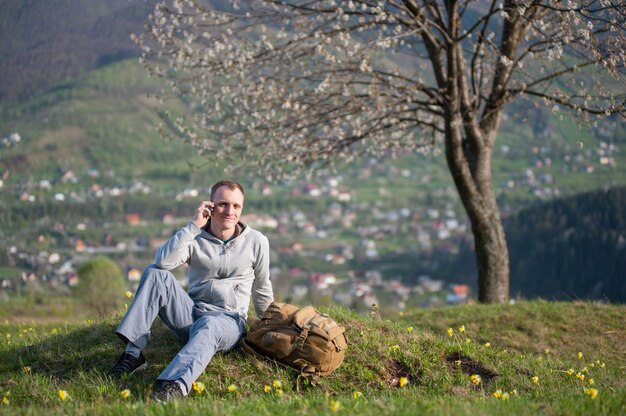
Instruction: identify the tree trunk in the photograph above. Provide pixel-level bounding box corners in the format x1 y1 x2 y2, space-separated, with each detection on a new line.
465 185 510 304
444 114 510 304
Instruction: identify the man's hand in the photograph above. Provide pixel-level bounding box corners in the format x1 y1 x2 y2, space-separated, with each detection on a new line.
192 200 214 228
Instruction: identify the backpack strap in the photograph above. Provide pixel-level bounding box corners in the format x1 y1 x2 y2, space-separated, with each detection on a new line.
241 338 320 385
240 339 268 370
292 325 310 351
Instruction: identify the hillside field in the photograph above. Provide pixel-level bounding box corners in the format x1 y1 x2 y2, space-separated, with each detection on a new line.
0 300 624 415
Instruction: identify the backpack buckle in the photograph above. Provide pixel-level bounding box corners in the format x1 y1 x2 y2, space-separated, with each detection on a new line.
294 327 309 350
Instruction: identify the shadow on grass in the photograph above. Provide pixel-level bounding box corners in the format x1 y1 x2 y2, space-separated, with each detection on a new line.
0 316 183 387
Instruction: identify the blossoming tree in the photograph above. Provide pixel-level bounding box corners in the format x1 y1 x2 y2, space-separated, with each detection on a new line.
136 0 625 303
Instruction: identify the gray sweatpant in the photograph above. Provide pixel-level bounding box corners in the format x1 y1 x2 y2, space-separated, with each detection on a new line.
115 265 246 390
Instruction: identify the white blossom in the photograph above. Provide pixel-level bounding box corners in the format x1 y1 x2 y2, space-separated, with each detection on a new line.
134 0 624 179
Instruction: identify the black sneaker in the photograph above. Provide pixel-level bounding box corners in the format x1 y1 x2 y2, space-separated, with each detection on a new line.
152 380 184 402
109 352 147 378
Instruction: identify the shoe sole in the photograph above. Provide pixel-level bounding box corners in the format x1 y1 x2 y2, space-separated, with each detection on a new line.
130 362 148 375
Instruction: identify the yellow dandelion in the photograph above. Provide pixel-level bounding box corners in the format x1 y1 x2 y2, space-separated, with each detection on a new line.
447 328 453 337
531 376 539 384
275 389 284 397
264 385 271 393
125 291 133 299
58 390 69 401
407 327 414 333
227 384 237 392
599 362 605 368
459 325 465 333
470 374 482 385
272 380 282 389
399 377 409 387
588 378 594 385
23 366 31 373
465 338 471 344
566 368 575 375
484 342 491 348
2 396 9 406
576 373 585 381
50 328 58 335
353 391 363 399
119 389 131 399
389 344 400 352
192 381 205 394
502 392 510 401
493 389 502 399
577 351 583 360
585 388 598 400
329 400 341 413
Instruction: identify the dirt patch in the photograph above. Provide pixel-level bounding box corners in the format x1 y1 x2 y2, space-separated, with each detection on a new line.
445 351 498 384
449 385 471 397
347 320 368 332
385 358 422 387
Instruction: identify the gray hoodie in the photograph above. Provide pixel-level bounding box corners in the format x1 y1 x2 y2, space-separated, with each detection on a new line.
155 221 274 319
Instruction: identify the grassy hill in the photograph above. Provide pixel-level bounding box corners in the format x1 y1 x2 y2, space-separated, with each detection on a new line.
0 301 624 415
0 58 211 184
2 56 625 200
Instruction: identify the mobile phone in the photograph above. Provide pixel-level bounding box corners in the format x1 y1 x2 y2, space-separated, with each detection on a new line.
202 206 214 218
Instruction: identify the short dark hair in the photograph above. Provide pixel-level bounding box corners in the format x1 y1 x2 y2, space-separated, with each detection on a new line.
210 180 245 200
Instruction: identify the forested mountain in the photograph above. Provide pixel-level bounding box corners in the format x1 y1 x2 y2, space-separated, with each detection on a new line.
506 186 626 302
0 0 157 102
453 187 626 303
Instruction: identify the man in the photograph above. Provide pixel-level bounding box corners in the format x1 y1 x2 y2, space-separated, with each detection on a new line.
109 180 274 401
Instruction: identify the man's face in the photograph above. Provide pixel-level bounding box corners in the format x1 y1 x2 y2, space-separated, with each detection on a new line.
211 186 244 231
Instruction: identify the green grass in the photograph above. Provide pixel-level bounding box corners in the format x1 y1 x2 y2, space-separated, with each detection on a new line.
0 266 27 279
1 301 624 415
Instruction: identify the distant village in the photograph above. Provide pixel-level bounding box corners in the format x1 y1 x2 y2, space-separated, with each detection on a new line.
0 176 475 314
0 124 622 314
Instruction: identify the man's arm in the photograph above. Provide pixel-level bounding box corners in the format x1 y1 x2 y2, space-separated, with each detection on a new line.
154 222 199 270
155 202 211 269
251 234 274 317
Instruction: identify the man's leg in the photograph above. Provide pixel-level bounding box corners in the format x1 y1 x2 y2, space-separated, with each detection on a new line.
111 265 193 377
155 312 246 395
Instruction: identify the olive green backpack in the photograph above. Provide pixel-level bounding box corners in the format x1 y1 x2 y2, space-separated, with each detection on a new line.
242 302 348 379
